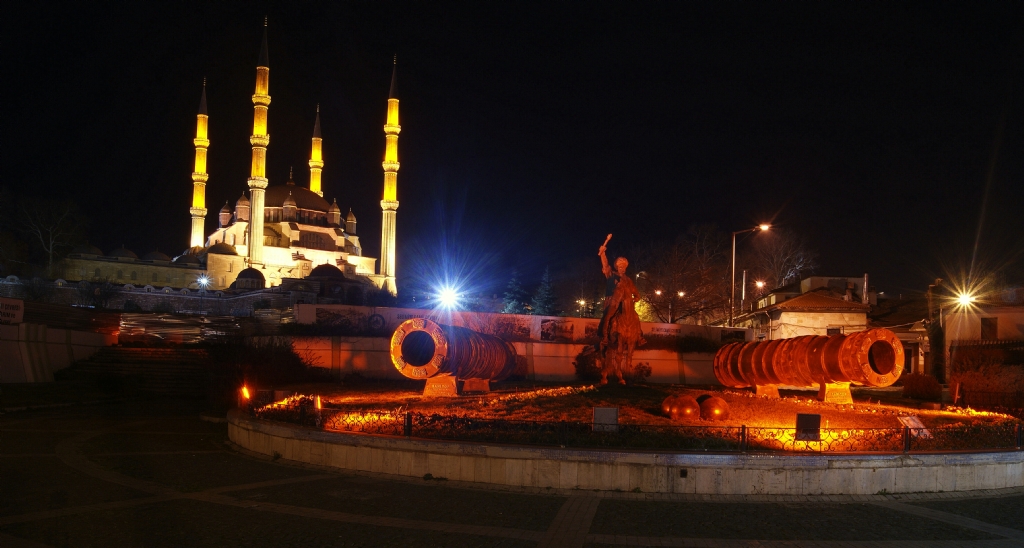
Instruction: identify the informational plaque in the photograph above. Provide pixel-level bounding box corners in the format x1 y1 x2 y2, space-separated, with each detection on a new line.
424 375 458 397
593 406 619 433
0 298 24 325
462 379 490 393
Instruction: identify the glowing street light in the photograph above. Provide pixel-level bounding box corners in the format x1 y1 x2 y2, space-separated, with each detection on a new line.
755 281 765 289
677 291 684 297
197 275 210 316
731 224 770 326
437 286 460 309
956 293 976 307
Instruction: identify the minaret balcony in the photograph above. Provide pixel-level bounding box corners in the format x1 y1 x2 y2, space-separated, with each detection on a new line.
247 176 269 190
384 123 402 135
250 135 270 147
193 138 210 148
190 207 208 217
308 160 324 169
381 160 400 172
251 94 272 107
191 173 209 183
381 199 399 211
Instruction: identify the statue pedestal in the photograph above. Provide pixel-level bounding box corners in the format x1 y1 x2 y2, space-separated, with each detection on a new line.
754 385 780 398
424 375 458 397
818 382 852 404
462 379 491 393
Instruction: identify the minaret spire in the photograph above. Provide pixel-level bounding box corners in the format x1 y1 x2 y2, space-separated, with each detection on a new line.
308 105 323 196
189 79 210 248
379 56 400 294
247 19 271 266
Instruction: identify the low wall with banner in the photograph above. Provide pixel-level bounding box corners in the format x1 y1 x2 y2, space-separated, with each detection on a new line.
0 323 117 383
293 304 750 346
289 336 718 384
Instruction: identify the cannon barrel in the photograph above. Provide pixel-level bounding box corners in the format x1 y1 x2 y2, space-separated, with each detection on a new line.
390 318 518 381
713 328 904 388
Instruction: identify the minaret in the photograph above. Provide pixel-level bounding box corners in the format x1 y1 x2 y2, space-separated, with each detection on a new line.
379 57 400 294
247 19 271 266
308 105 323 197
189 80 210 248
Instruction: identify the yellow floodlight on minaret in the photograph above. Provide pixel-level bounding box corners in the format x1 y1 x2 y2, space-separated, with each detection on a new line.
189 80 210 248
379 56 400 295
246 18 271 266
309 105 323 197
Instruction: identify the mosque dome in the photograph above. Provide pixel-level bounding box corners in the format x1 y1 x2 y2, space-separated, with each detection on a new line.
234 267 266 290
108 246 138 259
207 242 238 255
283 191 297 207
236 193 250 206
328 200 341 214
173 254 202 266
265 185 330 212
219 202 232 214
141 251 172 262
308 263 345 279
71 243 103 256
346 208 357 222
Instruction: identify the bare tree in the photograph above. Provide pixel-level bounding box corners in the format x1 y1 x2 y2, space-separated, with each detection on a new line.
744 228 818 290
19 198 85 277
631 225 730 324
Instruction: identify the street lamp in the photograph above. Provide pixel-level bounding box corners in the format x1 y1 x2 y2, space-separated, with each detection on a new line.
197 275 210 316
731 224 770 326
577 299 586 317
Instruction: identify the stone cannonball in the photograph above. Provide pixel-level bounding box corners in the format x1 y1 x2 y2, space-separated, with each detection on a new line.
699 396 730 421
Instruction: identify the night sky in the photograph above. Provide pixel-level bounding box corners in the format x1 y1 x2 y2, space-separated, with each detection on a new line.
4 2 1023 296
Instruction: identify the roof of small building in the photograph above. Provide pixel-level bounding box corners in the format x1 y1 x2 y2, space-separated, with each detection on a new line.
769 292 869 312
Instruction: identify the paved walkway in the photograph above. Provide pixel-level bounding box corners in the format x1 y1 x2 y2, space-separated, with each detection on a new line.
1 398 1022 547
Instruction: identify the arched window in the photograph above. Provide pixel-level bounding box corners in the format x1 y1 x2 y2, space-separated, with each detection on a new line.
116 270 123 279
94 268 101 278
130 271 137 281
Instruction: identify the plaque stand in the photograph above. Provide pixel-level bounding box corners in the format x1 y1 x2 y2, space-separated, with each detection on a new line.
818 382 852 404
754 384 780 398
423 374 459 397
462 379 491 393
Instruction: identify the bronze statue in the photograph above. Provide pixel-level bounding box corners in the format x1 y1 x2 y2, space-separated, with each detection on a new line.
597 234 644 384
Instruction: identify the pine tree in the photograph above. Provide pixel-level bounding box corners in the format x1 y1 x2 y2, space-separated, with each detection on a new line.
531 267 558 316
501 269 529 314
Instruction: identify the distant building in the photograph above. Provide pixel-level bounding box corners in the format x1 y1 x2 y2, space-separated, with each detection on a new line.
60 21 402 296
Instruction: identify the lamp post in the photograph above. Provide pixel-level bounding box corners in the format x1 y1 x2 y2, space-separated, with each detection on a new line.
731 224 770 327
197 275 210 316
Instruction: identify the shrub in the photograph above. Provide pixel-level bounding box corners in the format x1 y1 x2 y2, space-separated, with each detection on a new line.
902 373 942 400
573 346 601 381
625 361 652 383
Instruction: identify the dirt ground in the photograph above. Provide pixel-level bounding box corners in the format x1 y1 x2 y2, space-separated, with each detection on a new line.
278 380 1015 430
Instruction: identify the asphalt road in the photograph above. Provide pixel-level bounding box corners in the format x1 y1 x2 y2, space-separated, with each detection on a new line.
1 397 1022 547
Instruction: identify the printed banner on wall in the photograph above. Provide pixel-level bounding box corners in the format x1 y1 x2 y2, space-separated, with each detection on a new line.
0 298 25 325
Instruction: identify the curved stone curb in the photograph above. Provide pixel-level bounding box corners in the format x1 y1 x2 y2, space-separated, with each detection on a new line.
227 410 1024 496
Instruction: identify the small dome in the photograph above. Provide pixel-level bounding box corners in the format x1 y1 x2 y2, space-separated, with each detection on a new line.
141 251 172 261
180 246 206 257
346 208 356 222
308 263 345 279
207 242 238 255
233 267 266 290
283 191 297 207
71 243 103 256
108 246 138 259
236 193 250 205
328 199 341 213
173 254 202 265
219 202 232 214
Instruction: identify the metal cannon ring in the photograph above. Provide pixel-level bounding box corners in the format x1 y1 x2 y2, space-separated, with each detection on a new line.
390 318 448 379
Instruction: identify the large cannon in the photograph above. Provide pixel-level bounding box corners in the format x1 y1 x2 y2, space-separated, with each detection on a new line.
713 328 905 403
390 318 518 395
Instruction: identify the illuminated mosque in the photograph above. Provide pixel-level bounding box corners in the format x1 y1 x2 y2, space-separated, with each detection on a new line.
63 22 400 297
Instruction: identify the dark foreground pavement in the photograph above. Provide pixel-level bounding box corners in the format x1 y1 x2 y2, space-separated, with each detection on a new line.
1 396 1022 548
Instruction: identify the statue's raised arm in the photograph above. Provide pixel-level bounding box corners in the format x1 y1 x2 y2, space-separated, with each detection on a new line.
599 233 612 278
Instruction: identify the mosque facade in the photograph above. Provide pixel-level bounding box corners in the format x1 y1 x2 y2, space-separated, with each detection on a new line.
62 22 401 299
